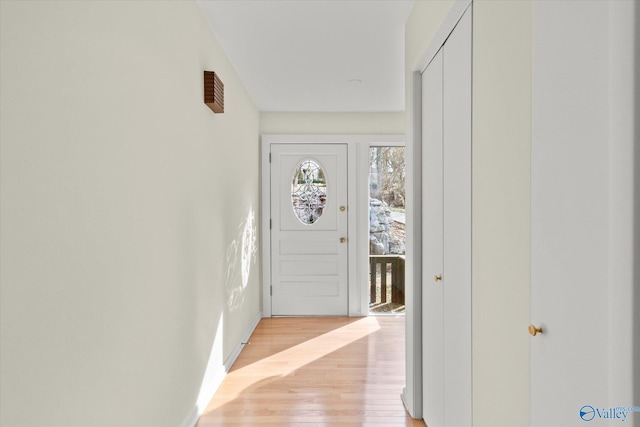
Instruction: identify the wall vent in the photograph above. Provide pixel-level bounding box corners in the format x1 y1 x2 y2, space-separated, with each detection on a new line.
204 71 224 113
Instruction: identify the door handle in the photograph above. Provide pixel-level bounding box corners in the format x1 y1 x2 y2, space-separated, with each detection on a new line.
340 237 347 243
434 275 442 282
528 324 543 337
339 206 346 212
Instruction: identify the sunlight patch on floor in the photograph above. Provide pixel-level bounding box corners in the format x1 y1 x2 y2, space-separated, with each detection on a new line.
205 316 381 410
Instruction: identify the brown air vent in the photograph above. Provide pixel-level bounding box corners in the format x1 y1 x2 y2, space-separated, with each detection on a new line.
204 71 224 113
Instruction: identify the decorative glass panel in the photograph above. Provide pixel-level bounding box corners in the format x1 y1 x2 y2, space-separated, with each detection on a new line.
291 159 327 225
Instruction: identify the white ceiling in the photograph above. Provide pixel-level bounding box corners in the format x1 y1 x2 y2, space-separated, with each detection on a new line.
196 0 413 112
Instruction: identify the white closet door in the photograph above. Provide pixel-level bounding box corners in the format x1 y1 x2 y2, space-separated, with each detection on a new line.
422 47 444 427
442 8 472 427
421 6 472 427
530 2 611 425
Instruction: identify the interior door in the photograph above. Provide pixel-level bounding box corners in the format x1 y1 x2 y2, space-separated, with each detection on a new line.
442 9 472 426
270 143 348 316
530 2 611 425
421 6 472 427
422 46 444 427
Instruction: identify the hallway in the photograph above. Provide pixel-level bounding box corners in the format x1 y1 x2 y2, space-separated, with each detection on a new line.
196 316 424 426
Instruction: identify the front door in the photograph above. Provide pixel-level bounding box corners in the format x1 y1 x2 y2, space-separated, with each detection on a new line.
270 143 348 316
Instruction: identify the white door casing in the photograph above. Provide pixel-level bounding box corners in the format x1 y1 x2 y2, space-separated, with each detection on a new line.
270 143 348 316
261 135 405 318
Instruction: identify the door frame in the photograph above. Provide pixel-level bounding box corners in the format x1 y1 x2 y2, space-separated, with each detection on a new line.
261 134 405 318
404 0 472 419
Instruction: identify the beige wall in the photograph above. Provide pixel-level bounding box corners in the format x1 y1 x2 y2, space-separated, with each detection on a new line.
472 1 531 426
260 112 405 135
405 1 531 425
0 2 260 426
405 0 456 115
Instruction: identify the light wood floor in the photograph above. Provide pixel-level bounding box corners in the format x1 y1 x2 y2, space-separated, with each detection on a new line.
197 316 426 427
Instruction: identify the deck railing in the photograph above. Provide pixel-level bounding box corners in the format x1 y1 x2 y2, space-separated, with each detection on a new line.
369 255 405 304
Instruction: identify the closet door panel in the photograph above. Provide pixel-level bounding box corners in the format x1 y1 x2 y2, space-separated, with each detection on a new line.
420 6 472 427
421 48 444 427
530 2 610 425
442 8 472 427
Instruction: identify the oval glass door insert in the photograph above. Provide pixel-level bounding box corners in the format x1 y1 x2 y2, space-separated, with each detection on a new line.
291 159 327 225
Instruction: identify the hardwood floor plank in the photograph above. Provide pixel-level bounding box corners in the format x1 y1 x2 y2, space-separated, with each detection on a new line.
197 316 424 426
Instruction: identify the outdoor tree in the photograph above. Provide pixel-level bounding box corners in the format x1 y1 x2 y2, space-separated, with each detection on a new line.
370 147 405 208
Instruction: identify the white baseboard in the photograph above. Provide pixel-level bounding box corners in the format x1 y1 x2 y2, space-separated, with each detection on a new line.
401 388 410 414
223 311 262 371
182 311 263 427
181 407 199 427
224 312 262 372
401 387 421 419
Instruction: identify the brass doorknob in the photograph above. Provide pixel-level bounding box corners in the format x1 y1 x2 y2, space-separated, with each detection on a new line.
339 237 346 243
528 324 542 336
339 206 346 212
434 275 442 282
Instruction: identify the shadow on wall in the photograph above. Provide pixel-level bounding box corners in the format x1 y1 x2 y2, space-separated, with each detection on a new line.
187 206 258 425
225 207 258 313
